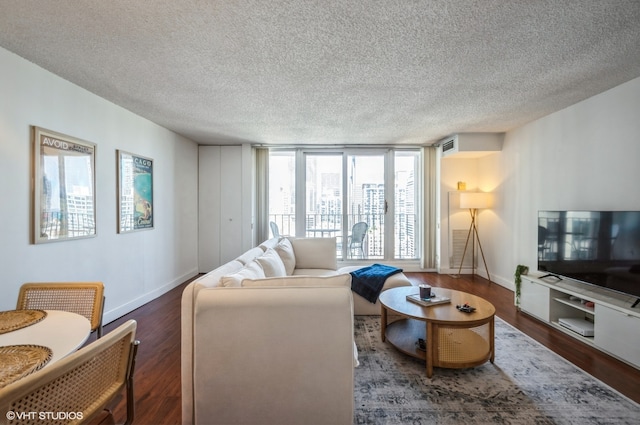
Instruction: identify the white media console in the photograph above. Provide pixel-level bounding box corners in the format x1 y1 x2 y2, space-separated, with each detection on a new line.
519 274 640 369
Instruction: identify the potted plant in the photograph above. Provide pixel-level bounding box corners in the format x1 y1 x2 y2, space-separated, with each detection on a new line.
514 264 529 309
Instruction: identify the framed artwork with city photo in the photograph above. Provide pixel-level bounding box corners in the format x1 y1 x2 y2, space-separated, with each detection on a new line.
117 150 154 233
32 126 97 244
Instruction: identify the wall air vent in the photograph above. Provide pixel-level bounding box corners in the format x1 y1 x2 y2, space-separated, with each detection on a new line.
439 133 504 158
442 137 457 154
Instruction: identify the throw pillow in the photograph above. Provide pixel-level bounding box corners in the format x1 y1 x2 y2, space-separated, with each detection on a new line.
291 237 337 270
241 273 351 288
255 248 287 277
220 261 265 287
274 238 296 275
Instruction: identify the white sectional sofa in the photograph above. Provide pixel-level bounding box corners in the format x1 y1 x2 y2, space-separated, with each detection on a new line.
181 236 414 424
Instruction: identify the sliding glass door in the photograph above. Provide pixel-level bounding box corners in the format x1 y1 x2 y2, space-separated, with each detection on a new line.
304 154 343 240
269 149 420 261
394 152 419 259
345 154 385 259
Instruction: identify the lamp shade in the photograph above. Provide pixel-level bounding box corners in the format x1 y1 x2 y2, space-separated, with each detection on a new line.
459 192 491 209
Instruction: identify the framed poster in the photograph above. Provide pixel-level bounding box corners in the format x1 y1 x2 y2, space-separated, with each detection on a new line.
117 150 154 233
33 127 97 244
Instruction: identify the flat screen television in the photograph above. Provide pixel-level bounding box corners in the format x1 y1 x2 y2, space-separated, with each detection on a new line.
538 211 640 305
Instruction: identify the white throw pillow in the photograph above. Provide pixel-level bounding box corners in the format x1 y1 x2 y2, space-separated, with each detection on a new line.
258 237 281 251
220 261 265 287
255 248 287 277
235 247 266 265
291 237 337 270
274 238 296 275
241 273 351 288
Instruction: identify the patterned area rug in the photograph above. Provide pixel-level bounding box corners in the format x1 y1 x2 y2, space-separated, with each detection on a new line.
354 316 640 424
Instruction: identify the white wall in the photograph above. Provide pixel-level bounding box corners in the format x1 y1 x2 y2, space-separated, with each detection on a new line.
438 157 486 273
0 47 199 322
441 76 640 290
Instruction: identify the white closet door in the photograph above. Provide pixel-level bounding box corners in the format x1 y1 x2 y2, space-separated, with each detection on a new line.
219 146 244 264
198 145 246 272
198 146 222 272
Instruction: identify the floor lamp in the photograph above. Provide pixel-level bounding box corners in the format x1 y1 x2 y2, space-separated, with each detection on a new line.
457 192 491 283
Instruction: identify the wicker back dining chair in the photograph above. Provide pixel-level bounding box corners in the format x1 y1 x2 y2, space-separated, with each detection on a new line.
17 282 105 338
0 320 139 425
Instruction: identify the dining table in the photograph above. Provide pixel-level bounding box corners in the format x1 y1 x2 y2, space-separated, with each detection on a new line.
0 309 91 388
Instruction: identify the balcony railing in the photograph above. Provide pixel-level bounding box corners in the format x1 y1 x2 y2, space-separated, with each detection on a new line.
269 213 417 260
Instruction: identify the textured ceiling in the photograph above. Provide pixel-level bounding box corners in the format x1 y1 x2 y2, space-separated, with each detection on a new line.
1 1 640 146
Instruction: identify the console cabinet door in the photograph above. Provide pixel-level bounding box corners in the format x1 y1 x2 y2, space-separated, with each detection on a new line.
520 276 550 321
594 304 640 367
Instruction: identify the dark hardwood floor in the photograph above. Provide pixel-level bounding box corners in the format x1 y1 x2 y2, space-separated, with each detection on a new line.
100 273 640 424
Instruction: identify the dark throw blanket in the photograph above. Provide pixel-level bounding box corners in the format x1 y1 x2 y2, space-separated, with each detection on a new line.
350 264 403 303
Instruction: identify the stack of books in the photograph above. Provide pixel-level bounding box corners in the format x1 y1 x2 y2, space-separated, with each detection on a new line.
406 293 451 307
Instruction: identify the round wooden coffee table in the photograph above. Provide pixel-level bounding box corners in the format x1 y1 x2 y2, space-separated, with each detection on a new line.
379 286 495 378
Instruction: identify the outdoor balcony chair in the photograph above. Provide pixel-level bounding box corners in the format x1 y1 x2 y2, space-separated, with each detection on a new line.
348 222 369 259
270 221 281 238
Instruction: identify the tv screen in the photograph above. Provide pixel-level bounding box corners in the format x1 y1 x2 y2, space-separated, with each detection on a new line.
538 211 640 300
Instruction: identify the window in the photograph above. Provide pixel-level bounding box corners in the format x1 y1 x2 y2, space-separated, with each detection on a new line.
269 149 421 261
268 151 296 237
345 153 385 259
305 153 343 239
394 152 419 259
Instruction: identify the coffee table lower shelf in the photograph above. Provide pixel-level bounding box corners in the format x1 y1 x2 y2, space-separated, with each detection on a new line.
385 318 427 360
385 318 494 375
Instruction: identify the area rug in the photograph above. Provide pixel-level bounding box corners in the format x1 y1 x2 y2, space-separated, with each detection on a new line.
354 316 640 424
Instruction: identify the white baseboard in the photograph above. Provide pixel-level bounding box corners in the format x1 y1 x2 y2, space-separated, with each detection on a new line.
438 267 514 292
102 267 198 325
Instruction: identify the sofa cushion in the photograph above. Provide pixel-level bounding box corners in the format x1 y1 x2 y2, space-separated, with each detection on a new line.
255 248 287 277
290 237 337 270
241 273 351 288
220 261 265 287
237 275 359 366
258 237 281 252
191 286 357 424
235 247 267 265
275 238 296 275
194 260 244 290
292 269 339 276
